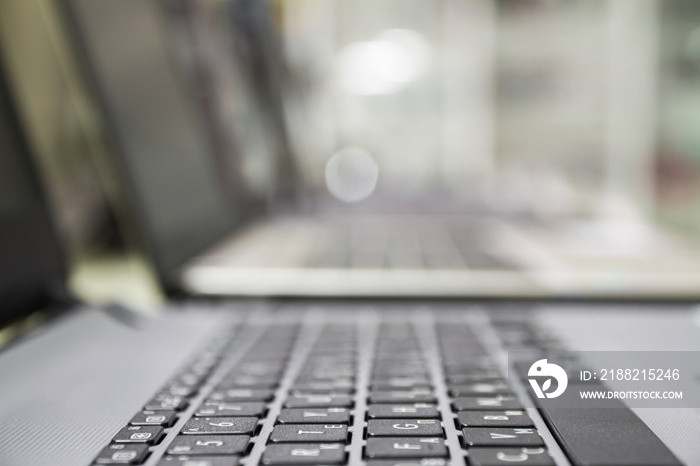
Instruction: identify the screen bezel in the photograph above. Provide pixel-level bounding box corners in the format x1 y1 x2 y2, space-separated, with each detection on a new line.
59 0 243 293
0 53 67 326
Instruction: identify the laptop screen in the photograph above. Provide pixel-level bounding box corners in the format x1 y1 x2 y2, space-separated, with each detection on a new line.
0 58 66 325
63 0 237 290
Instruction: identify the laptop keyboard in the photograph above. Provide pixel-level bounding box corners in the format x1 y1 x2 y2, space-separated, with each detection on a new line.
303 222 515 271
90 308 680 466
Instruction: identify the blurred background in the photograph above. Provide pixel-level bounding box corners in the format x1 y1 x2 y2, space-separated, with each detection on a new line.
2 0 700 306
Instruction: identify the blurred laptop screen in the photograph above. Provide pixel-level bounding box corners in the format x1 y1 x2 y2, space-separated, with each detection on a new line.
0 60 65 324
65 0 236 288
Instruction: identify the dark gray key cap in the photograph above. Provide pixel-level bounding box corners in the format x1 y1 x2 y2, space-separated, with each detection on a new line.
196 401 266 417
371 382 432 391
181 417 257 435
369 390 436 404
217 376 279 389
112 426 164 445
452 397 522 412
236 362 284 376
367 419 442 437
443 360 494 372
306 355 355 364
269 424 348 443
291 388 354 397
278 408 350 424
371 377 431 388
94 444 149 464
373 368 428 378
261 443 346 465
447 372 503 384
373 362 426 370
458 410 534 427
162 384 198 398
292 380 354 391
208 389 274 402
130 410 177 427
368 404 439 419
449 382 508 397
157 456 239 466
462 428 544 447
367 459 447 466
177 372 206 387
284 394 353 408
365 438 448 459
144 395 188 411
298 373 356 383
467 447 554 466
167 435 250 455
538 406 682 466
302 367 355 378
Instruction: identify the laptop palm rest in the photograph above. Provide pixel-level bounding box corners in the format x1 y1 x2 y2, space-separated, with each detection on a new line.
0 307 227 466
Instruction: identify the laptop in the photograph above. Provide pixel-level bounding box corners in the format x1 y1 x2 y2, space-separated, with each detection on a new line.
57 0 700 300
2 38 700 466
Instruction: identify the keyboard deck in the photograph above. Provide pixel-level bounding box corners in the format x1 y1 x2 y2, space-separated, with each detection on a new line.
90 306 680 466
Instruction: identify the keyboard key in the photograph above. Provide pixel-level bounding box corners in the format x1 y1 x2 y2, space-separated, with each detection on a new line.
236 362 284 376
443 363 497 375
366 460 447 466
208 389 275 402
284 394 353 408
467 447 554 466
371 380 432 391
144 396 188 411
373 368 428 378
181 417 258 435
371 376 430 390
462 428 544 447
157 456 239 466
196 401 266 417
261 443 346 465
291 380 354 392
162 384 198 398
375 352 424 361
368 404 439 419
94 444 149 464
446 373 503 384
374 361 425 370
443 361 494 373
269 424 348 443
449 383 509 397
369 391 436 404
452 397 522 412
112 426 164 445
177 373 206 387
365 438 448 459
300 369 356 380
296 375 356 385
290 388 354 397
167 435 250 456
367 419 443 437
277 408 351 424
130 410 177 427
306 356 355 366
458 410 534 428
537 406 682 466
217 376 279 389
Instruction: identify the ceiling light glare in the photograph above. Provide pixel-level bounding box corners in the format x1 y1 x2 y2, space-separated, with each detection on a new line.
335 29 430 95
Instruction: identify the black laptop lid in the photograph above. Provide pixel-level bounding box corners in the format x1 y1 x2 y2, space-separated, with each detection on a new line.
62 0 236 292
0 58 66 326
